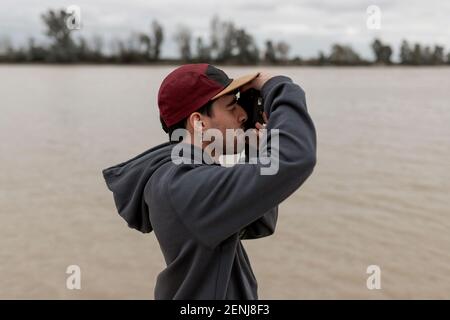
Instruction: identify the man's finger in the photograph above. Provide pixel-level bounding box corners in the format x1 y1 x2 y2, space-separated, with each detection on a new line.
240 82 253 92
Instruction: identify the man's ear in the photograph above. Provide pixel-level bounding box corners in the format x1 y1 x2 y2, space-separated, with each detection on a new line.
188 112 204 133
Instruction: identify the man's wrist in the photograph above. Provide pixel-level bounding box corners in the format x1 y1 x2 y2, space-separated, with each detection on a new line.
261 75 293 97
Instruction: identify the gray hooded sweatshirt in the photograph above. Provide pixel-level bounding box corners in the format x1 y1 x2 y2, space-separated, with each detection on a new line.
102 76 317 300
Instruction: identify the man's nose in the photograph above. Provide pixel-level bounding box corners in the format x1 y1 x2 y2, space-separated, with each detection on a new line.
237 104 248 125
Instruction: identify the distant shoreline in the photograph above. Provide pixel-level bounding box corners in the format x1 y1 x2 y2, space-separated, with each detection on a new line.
3 9 449 68
1 62 449 68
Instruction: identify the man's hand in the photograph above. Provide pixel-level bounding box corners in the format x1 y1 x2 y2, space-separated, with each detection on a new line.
254 111 268 134
240 72 274 146
240 72 275 92
244 111 268 156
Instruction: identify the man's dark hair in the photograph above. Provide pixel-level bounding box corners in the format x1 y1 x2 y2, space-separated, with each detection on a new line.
160 101 214 141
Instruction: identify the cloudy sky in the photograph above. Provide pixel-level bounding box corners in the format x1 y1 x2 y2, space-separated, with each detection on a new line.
1 0 449 60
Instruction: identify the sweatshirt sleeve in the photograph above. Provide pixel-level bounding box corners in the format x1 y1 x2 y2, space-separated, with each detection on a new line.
237 134 279 240
239 206 278 240
165 76 317 249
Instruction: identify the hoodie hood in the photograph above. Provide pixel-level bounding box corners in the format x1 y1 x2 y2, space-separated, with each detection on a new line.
102 142 175 233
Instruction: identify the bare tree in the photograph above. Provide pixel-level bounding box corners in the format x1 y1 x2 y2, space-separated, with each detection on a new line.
412 43 422 65
152 20 164 60
209 15 221 61
276 41 290 63
371 38 392 64
41 9 78 62
139 33 152 60
264 40 276 64
174 25 192 62
431 45 444 65
328 44 362 65
196 36 211 62
400 40 412 64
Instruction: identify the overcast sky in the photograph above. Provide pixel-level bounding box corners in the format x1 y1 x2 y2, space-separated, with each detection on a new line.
1 0 449 60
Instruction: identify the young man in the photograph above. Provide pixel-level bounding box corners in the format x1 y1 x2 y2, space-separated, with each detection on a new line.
102 64 317 299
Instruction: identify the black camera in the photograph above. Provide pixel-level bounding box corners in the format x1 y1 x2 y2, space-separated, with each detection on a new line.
237 88 265 130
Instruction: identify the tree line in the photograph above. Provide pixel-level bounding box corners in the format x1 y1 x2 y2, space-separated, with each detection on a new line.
0 9 449 66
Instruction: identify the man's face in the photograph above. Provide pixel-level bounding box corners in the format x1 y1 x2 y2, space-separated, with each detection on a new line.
203 92 248 155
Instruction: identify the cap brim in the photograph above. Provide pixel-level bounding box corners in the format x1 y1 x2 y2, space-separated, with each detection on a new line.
211 72 260 100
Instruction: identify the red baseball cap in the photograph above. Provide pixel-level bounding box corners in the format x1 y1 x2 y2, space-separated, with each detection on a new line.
158 64 259 127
